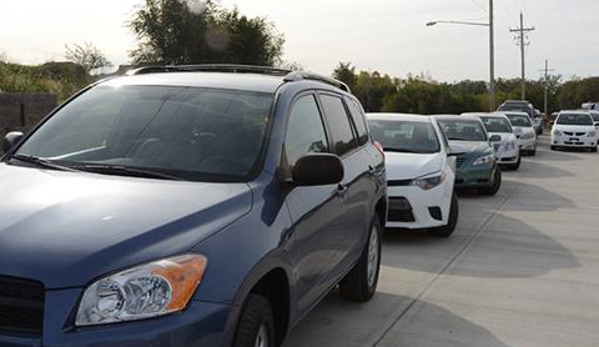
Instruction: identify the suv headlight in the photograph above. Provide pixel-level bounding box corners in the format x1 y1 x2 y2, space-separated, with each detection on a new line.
589 131 597 137
472 154 495 166
553 130 562 136
504 141 516 150
522 132 535 140
76 254 207 326
412 171 446 190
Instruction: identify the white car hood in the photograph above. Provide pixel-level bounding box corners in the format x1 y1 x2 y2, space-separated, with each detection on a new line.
385 152 443 180
488 132 517 143
553 124 595 133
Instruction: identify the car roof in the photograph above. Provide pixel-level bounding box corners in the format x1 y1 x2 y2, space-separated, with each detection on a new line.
366 113 431 123
496 110 530 117
460 112 489 117
101 72 286 94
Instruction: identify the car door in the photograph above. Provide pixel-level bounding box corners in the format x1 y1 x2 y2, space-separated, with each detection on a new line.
283 93 348 317
318 93 370 277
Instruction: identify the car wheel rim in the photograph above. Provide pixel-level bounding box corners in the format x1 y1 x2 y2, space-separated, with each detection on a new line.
367 227 379 288
254 324 268 347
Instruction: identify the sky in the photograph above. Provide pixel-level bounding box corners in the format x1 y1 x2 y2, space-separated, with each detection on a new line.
1 0 598 82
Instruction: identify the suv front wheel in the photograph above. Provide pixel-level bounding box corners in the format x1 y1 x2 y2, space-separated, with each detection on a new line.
339 215 382 302
234 295 275 347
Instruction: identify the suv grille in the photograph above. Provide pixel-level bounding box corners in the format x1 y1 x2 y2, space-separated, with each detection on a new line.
0 276 45 336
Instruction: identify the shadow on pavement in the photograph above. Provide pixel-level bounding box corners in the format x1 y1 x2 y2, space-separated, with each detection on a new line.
512 160 576 179
283 293 512 347
383 213 580 279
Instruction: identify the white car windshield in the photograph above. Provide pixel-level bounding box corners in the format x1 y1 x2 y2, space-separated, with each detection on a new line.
556 114 593 126
368 120 440 154
481 117 512 133
506 114 532 127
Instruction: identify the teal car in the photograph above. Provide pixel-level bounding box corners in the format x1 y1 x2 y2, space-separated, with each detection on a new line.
434 115 502 196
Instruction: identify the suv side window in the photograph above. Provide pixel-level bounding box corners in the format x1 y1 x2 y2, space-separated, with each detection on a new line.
285 95 329 168
346 98 369 146
319 94 358 156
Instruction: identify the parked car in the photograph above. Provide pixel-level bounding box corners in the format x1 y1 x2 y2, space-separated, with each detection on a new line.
551 110 599 152
497 100 541 134
435 115 502 196
503 111 538 156
534 109 544 135
0 65 388 347
590 110 599 129
367 113 458 237
469 113 521 171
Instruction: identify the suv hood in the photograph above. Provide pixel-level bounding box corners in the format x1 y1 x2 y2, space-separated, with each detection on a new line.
384 152 443 180
0 164 252 289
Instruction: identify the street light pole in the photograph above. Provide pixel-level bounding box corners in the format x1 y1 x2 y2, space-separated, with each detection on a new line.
489 0 496 111
427 0 496 112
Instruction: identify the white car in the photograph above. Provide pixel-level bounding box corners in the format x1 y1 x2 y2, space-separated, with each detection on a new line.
464 113 520 170
367 113 458 237
551 111 598 152
503 111 538 156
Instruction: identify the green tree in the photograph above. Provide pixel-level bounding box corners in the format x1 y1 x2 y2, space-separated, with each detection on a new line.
128 0 285 66
333 62 357 91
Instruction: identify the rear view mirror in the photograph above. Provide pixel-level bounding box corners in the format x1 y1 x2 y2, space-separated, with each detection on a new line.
489 135 502 142
3 131 24 153
292 154 344 187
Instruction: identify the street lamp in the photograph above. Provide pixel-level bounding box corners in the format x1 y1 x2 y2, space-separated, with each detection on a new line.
427 0 496 111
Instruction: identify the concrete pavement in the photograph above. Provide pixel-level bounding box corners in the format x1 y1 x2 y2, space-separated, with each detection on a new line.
284 135 599 347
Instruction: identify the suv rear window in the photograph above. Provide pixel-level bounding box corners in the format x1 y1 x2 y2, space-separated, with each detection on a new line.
320 94 358 156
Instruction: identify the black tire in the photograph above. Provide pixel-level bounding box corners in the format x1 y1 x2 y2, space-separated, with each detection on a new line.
430 192 458 238
550 145 558 151
478 168 502 196
530 149 537 156
592 147 598 153
507 156 521 171
233 295 275 347
339 215 382 302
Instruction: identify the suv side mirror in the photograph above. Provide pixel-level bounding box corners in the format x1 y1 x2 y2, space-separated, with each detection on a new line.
292 154 344 187
489 135 502 142
3 131 24 153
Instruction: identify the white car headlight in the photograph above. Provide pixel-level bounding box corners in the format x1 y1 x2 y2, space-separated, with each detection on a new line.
472 155 495 166
521 132 535 140
504 141 516 150
76 254 207 326
553 130 562 136
589 131 597 137
411 171 446 190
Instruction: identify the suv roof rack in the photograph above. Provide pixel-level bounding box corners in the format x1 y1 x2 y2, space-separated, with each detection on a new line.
283 71 351 93
126 64 292 76
126 64 351 93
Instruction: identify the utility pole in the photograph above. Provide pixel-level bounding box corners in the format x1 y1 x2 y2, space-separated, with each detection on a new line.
489 0 496 111
539 59 555 117
510 12 535 100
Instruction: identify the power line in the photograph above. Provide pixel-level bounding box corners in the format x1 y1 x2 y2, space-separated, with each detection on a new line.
465 0 488 12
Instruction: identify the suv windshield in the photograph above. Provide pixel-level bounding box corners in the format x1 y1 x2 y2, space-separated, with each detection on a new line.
368 120 440 153
506 114 532 127
437 119 487 142
14 85 274 182
481 116 512 133
556 113 593 126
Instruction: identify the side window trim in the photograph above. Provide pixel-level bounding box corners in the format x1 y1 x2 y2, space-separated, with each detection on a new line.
316 91 360 159
344 96 370 147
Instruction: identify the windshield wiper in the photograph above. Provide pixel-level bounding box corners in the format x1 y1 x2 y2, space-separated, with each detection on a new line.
73 164 183 181
10 154 79 172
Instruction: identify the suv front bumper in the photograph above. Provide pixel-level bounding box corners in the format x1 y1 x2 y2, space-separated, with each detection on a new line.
0 288 233 347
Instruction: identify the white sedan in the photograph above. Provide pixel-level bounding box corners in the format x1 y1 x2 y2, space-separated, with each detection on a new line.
465 113 521 170
503 111 538 156
551 111 598 152
367 113 458 237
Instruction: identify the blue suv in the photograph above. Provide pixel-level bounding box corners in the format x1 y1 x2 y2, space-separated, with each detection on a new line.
0 65 387 347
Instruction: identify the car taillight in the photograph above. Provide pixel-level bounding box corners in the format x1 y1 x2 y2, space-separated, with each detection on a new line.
374 141 385 157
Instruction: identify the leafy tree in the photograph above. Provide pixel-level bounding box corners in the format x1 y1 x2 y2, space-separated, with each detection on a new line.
128 0 285 66
65 43 112 74
333 62 357 91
